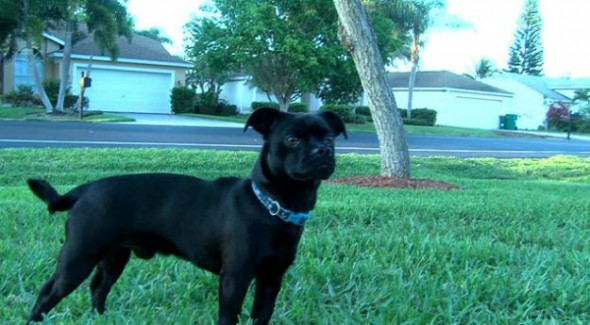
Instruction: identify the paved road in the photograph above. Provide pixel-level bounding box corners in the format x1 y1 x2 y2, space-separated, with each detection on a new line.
0 120 589 158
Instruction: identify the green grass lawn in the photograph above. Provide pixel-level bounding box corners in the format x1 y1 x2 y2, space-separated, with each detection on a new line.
0 106 134 123
1 149 590 324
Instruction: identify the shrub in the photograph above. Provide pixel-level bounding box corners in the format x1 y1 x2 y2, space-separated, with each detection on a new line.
396 108 437 126
546 101 570 131
64 95 79 109
412 108 437 126
355 105 370 116
288 103 308 113
574 119 590 134
404 118 430 126
44 80 60 105
216 103 238 116
170 87 196 114
320 104 356 123
194 92 219 115
251 101 280 111
3 85 40 107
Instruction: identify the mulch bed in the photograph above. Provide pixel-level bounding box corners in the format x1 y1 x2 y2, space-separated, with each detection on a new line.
329 176 461 190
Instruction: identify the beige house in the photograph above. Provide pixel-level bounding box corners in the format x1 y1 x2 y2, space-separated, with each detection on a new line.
1 30 191 114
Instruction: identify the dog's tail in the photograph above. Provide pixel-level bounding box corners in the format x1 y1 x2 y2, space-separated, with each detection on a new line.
27 179 78 214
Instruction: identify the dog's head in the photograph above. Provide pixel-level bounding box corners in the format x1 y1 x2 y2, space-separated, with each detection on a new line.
245 107 347 181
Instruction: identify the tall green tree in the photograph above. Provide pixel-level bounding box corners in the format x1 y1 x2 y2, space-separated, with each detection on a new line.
0 0 20 57
187 0 340 111
186 0 403 109
507 0 543 76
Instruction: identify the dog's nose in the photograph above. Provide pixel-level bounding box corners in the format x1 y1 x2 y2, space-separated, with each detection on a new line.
312 146 332 157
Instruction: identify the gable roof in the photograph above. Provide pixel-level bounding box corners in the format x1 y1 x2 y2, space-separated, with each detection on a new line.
499 73 570 101
45 29 190 67
545 77 590 90
386 70 512 95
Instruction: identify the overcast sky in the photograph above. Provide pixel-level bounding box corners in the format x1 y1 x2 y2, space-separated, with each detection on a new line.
127 0 590 78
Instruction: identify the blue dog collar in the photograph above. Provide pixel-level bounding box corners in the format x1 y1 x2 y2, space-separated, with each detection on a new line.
251 181 310 226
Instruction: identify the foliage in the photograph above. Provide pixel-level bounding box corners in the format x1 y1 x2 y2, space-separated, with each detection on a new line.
2 85 41 107
135 27 172 44
410 108 437 126
320 104 356 123
186 0 407 110
3 149 590 324
196 96 238 116
464 58 497 80
545 101 570 131
170 86 196 114
184 18 232 105
251 101 280 111
507 0 544 76
573 88 590 118
288 103 308 113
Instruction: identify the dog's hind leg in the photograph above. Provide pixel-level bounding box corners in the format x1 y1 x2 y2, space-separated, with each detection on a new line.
27 243 99 324
90 247 131 314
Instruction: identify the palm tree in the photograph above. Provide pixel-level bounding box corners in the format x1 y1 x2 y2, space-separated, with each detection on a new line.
378 0 441 119
466 58 497 80
136 28 172 44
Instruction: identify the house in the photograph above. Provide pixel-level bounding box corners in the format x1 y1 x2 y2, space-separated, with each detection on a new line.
481 73 571 130
545 77 590 99
364 71 514 129
1 30 191 114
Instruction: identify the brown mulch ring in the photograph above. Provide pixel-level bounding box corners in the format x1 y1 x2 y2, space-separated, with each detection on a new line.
330 176 461 190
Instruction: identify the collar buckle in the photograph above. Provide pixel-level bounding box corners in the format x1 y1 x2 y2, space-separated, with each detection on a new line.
251 181 311 226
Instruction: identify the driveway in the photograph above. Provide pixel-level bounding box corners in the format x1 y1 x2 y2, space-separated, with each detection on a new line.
112 113 243 128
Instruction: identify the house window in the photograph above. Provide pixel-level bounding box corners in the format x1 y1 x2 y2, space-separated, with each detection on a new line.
14 49 43 92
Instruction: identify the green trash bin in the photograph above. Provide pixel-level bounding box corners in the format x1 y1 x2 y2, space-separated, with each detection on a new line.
504 114 518 130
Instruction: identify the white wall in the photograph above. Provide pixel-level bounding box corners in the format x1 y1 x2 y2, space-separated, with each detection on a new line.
363 88 510 129
482 77 547 130
220 78 284 113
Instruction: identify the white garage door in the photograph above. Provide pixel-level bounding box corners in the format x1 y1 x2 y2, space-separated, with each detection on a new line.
442 96 503 129
74 66 174 114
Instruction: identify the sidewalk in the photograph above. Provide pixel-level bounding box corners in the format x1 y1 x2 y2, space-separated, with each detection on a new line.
112 113 243 128
507 130 590 141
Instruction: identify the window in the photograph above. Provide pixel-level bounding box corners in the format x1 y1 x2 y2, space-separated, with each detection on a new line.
14 49 43 92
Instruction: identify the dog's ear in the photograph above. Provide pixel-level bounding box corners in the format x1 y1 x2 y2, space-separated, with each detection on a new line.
318 111 348 139
244 107 283 138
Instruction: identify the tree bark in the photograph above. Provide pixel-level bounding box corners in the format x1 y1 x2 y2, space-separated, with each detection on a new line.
56 20 73 111
333 0 410 178
407 36 419 119
22 0 53 113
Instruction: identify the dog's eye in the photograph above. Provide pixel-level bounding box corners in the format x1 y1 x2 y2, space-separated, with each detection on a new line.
286 136 301 146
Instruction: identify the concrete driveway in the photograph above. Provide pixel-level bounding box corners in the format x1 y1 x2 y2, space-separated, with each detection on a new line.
112 113 243 128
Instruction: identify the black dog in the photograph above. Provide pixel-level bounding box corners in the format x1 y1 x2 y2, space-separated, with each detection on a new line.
25 107 346 325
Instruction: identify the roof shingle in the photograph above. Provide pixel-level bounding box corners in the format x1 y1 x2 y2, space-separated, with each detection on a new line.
46 29 188 65
386 70 512 95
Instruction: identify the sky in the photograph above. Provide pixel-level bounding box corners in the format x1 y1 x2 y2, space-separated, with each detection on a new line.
126 0 590 78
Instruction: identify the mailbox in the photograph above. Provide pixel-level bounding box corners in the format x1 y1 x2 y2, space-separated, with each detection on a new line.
83 77 92 88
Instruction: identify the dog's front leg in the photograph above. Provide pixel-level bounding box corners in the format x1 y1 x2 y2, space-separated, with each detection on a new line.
218 271 253 325
250 275 284 325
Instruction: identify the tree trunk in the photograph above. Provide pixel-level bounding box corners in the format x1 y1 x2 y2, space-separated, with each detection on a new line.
278 100 289 112
333 0 410 178
56 20 74 111
25 40 53 112
22 0 53 113
407 36 419 119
